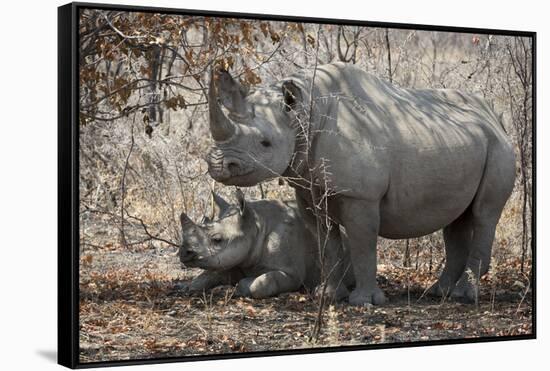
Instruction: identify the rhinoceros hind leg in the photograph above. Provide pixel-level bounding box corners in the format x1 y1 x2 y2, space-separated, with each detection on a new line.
450 145 515 303
449 218 499 303
427 211 472 298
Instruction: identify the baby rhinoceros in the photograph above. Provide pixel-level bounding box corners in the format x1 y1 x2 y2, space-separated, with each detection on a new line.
178 189 351 299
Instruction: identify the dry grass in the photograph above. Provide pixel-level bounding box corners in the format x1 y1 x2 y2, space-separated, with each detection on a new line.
79 239 532 363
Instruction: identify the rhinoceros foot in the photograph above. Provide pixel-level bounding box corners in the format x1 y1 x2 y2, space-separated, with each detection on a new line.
426 281 454 298
235 277 255 297
314 283 349 302
427 275 477 303
168 281 191 296
449 274 477 303
348 287 386 306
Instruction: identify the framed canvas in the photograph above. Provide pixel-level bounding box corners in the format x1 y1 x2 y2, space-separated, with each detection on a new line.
58 2 536 368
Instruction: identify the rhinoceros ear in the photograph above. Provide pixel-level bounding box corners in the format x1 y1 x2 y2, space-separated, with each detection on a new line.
212 191 231 218
282 80 303 113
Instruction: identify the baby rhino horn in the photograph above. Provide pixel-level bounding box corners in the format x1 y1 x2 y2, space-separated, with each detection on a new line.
235 188 246 214
212 191 231 218
179 212 195 230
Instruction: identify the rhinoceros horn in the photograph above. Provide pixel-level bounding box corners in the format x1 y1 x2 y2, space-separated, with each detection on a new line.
211 191 231 218
209 68 250 141
235 188 246 215
209 70 236 142
180 212 195 231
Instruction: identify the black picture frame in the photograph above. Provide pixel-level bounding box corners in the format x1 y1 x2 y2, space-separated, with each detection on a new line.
58 2 536 368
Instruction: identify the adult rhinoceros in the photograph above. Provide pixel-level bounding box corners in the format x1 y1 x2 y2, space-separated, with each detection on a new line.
205 62 516 306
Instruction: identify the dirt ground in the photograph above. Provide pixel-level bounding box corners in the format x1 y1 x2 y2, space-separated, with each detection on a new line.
78 241 532 364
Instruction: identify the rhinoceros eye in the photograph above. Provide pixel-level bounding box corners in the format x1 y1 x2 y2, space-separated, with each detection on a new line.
260 139 271 148
211 235 223 244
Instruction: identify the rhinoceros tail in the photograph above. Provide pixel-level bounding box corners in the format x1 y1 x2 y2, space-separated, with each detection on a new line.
497 112 508 135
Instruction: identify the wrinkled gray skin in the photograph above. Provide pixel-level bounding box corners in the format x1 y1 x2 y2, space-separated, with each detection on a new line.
179 189 354 299
205 62 516 306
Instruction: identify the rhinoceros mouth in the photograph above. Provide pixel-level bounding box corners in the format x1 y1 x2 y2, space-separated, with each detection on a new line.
218 173 267 187
208 167 256 185
180 251 198 263
182 257 219 270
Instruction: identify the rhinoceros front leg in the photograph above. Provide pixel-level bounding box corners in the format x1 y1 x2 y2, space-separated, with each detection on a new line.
235 271 301 298
183 269 242 294
339 198 386 306
296 192 349 301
